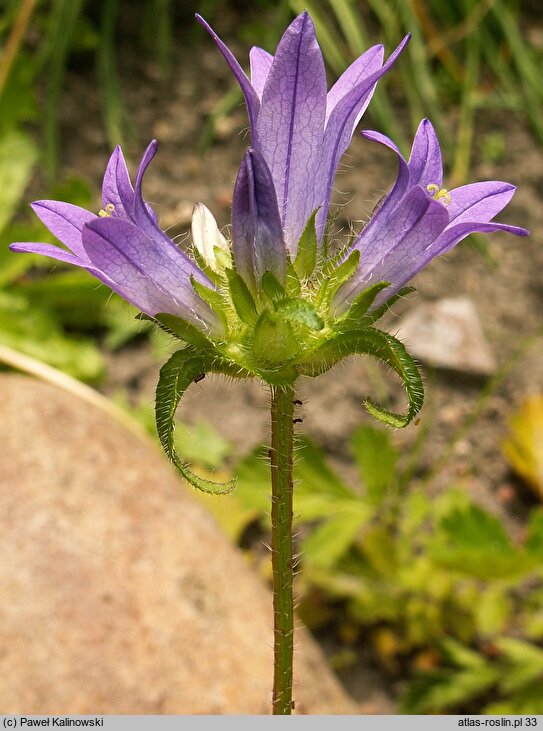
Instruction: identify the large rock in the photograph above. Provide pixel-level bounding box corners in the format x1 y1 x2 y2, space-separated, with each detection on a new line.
0 374 356 714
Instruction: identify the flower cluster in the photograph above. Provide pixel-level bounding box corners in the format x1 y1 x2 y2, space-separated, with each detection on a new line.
10 12 528 489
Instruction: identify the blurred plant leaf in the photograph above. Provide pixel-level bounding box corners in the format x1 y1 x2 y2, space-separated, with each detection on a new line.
502 396 543 498
174 420 232 470
350 424 398 503
0 129 38 235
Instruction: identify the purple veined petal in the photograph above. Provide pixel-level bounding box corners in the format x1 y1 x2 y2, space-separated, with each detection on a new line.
101 145 134 216
232 148 286 292
359 129 411 226
9 241 96 269
250 46 274 99
256 11 327 251
83 218 222 332
325 44 384 124
196 14 260 136
129 140 215 289
31 200 97 262
315 34 411 240
428 219 529 259
370 219 528 311
407 118 443 189
446 181 517 225
335 186 449 313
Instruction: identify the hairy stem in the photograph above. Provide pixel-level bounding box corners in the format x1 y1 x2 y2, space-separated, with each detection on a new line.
270 383 296 715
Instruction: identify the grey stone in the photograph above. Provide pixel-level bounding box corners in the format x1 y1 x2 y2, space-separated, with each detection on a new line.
396 297 496 375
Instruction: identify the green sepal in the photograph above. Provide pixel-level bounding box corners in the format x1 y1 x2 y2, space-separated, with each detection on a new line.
285 260 302 298
297 327 424 427
214 245 232 270
276 298 324 332
226 268 258 325
155 348 236 494
337 281 391 328
315 249 360 310
139 312 213 350
293 209 318 279
252 310 299 365
362 286 416 325
261 271 285 301
190 277 228 332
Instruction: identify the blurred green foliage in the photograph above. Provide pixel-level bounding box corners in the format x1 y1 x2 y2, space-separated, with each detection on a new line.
180 420 543 714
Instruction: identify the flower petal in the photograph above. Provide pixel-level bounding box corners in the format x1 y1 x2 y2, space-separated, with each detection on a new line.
30 200 96 261
232 148 286 292
256 11 327 250
249 46 274 99
325 44 384 124
360 129 411 221
196 14 260 134
191 203 228 271
315 34 410 239
83 217 221 332
447 181 517 225
408 118 443 188
336 186 449 312
101 145 134 215
9 242 94 269
429 220 529 259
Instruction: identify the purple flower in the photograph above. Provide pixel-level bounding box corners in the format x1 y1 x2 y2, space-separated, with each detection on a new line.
197 11 410 255
10 142 222 334
333 119 529 314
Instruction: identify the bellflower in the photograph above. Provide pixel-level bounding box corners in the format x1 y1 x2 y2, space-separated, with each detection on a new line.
11 142 222 335
197 11 410 251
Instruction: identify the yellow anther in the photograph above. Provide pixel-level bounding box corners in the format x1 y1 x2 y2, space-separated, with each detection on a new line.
98 203 115 217
426 183 451 205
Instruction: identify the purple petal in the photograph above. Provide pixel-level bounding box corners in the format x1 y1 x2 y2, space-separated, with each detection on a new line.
9 242 94 269
447 181 517 225
83 218 221 332
101 145 134 216
407 119 443 188
326 44 384 124
31 200 96 261
250 46 274 99
232 148 286 292
428 220 529 259
256 11 327 250
196 14 260 135
315 34 410 239
360 129 411 223
336 186 449 312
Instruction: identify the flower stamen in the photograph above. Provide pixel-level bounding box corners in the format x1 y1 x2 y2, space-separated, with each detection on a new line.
99 203 116 217
426 183 451 205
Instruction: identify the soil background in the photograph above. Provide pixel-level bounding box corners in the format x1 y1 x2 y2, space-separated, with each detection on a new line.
42 2 543 711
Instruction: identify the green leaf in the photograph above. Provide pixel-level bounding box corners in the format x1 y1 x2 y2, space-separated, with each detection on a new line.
298 327 424 427
153 312 213 350
275 298 324 331
496 638 543 693
190 277 228 331
261 270 285 301
285 260 302 298
226 268 257 325
293 209 318 279
351 424 398 503
315 249 360 311
0 130 38 235
252 310 299 365
155 348 236 494
174 419 232 469
338 281 391 327
362 286 416 326
302 506 369 569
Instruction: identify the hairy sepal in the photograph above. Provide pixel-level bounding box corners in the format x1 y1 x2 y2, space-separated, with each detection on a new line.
261 270 285 301
191 277 228 331
362 286 416 326
297 327 424 427
293 210 318 280
156 348 237 494
226 268 258 325
253 310 300 366
140 312 214 350
276 298 324 332
315 250 361 311
336 281 391 328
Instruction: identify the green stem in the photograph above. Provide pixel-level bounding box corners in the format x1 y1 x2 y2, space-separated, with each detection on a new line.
270 382 296 715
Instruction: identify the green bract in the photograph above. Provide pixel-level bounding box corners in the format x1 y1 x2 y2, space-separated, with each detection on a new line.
152 217 424 494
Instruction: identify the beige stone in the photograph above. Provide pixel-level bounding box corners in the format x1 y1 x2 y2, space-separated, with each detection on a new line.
0 374 356 715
